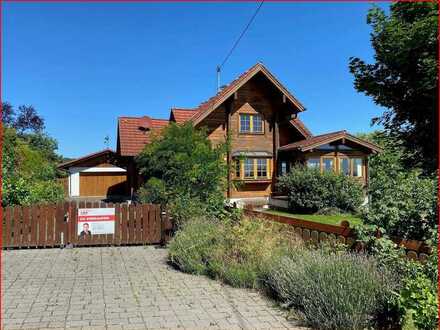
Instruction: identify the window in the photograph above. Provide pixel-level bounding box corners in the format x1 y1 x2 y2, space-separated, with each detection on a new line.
322 158 334 172
234 158 271 180
252 115 263 133
280 161 288 176
339 158 350 176
240 114 251 133
352 158 363 177
307 158 320 169
239 114 263 133
306 156 364 178
235 159 241 178
244 159 254 178
257 159 267 178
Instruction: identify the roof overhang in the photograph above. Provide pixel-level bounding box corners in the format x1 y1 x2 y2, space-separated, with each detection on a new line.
193 63 305 126
231 151 273 157
278 131 382 154
58 149 117 170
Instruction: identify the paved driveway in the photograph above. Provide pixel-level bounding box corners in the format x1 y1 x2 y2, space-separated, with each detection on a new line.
3 246 304 330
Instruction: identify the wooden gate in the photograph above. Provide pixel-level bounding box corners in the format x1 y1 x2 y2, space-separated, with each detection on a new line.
2 201 169 248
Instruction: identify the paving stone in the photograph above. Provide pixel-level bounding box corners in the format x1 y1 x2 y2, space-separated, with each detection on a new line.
3 246 305 329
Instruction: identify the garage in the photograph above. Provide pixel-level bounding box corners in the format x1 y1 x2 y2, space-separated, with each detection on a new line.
58 149 129 198
79 172 127 197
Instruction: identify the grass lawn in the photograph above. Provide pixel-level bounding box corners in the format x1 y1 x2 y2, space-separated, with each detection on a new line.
263 209 363 226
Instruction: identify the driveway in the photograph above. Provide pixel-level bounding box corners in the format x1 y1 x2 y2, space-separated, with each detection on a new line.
2 246 304 330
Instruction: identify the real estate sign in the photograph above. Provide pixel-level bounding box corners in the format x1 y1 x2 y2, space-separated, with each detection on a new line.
77 208 115 236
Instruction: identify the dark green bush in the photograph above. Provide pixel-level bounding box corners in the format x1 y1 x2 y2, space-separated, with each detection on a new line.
2 123 65 207
277 166 363 214
353 228 439 330
2 177 64 206
266 249 395 330
399 273 438 330
358 131 437 241
136 177 167 205
366 165 437 241
136 122 228 225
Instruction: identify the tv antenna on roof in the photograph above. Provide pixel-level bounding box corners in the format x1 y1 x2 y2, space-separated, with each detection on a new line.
216 1 264 92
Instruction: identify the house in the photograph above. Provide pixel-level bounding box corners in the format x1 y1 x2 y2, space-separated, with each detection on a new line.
60 63 381 201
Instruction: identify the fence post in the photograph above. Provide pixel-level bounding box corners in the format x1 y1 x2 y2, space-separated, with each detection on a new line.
160 208 166 245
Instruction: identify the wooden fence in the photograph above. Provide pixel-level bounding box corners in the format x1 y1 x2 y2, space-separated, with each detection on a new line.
243 209 431 261
2 201 172 248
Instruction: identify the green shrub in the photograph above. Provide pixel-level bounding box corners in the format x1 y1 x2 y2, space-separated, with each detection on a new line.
135 122 228 225
2 177 64 206
137 177 167 205
361 132 438 241
213 218 299 288
399 273 438 330
2 125 65 207
266 249 394 330
168 218 223 275
277 166 363 214
353 229 439 329
168 216 300 288
365 169 437 241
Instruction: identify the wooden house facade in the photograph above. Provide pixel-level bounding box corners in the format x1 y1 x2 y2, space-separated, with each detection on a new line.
61 63 381 201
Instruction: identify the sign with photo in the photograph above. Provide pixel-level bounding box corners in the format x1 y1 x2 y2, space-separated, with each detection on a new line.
77 208 115 236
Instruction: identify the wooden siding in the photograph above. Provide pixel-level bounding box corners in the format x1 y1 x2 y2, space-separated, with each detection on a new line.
231 182 272 198
195 73 373 199
79 172 128 197
201 75 302 198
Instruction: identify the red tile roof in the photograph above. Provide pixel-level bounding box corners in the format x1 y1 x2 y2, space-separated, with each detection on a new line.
278 130 382 153
170 108 196 123
118 116 169 156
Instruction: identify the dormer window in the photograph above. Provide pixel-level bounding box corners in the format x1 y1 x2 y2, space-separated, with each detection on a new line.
239 114 263 134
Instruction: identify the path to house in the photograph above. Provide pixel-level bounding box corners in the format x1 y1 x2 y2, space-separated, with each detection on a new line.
2 246 306 330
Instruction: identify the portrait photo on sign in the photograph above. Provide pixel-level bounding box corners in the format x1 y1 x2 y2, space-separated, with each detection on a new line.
77 208 115 236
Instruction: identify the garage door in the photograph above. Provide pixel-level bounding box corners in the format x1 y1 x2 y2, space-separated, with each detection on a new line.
79 172 128 197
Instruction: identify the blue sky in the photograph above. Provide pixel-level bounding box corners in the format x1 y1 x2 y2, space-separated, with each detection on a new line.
3 2 387 158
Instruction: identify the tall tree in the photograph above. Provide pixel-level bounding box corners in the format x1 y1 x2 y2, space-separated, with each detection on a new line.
2 102 15 126
14 105 45 133
2 102 64 206
349 2 438 174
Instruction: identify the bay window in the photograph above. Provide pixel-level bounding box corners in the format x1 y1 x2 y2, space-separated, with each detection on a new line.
244 159 254 178
234 158 271 180
256 159 267 178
